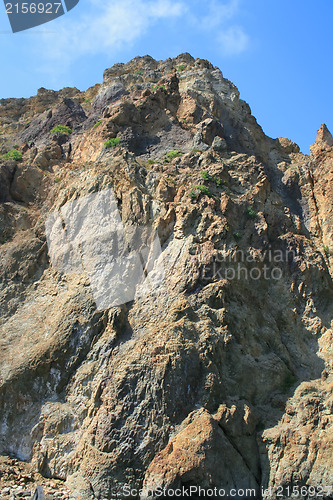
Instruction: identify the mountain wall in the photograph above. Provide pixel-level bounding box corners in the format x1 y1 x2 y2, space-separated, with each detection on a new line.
0 54 332 499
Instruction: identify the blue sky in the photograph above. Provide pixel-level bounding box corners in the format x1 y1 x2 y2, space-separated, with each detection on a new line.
0 0 332 153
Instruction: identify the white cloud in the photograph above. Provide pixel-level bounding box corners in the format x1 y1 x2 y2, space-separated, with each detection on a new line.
42 0 187 62
193 0 249 56
150 0 186 18
199 0 240 29
217 25 250 56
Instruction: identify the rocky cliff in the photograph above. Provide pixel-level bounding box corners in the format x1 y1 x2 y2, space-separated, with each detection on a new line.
0 53 332 500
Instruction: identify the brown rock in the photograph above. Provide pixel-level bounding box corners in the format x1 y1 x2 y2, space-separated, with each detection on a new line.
0 54 332 500
9 165 43 203
143 408 259 492
310 123 333 156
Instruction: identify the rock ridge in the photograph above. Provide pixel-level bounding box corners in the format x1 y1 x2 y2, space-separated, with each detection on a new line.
0 54 332 499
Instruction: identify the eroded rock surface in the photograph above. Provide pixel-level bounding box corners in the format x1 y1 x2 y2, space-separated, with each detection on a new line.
0 54 332 499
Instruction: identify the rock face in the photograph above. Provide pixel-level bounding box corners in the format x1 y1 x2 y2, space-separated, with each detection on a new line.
0 54 332 500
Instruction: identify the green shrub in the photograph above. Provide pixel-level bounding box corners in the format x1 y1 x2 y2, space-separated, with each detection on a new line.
93 119 102 128
104 137 121 148
324 245 331 257
196 185 210 195
50 125 72 135
165 150 182 161
247 206 258 219
134 69 143 75
200 170 212 182
190 184 212 197
188 189 197 199
214 176 224 187
191 148 203 154
84 98 92 104
233 232 241 241
177 65 185 71
2 149 22 161
151 84 166 93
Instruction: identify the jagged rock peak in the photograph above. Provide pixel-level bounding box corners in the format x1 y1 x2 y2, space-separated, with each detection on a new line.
102 53 213 82
310 123 333 156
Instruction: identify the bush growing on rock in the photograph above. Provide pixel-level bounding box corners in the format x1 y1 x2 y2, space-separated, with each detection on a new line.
200 170 212 182
104 137 121 148
246 206 258 219
50 125 72 135
216 178 224 187
188 184 212 199
1 149 22 161
151 84 167 93
165 150 182 161
196 185 211 196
